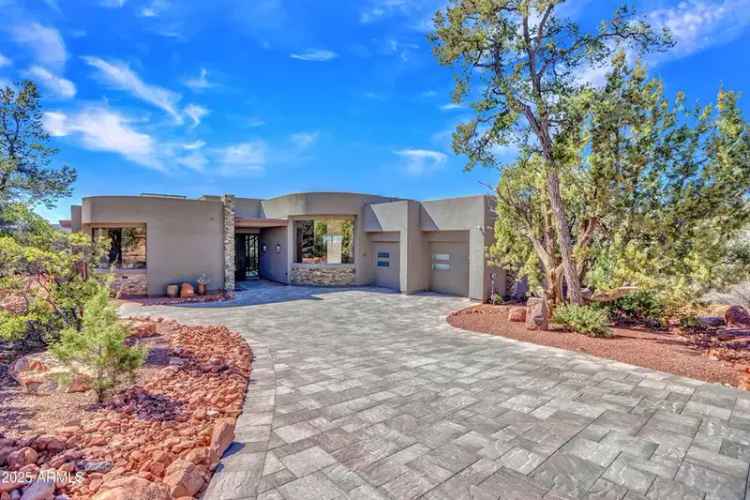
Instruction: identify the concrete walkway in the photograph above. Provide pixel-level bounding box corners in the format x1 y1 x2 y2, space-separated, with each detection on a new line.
123 282 750 500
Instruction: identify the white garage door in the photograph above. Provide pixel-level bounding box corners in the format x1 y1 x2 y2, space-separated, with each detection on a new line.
373 242 400 291
430 241 469 296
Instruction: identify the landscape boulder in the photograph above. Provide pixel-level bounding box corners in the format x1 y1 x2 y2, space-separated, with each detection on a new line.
508 306 526 322
8 353 91 395
525 298 548 331
726 305 750 327
19 479 54 500
697 316 725 328
92 476 170 500
7 447 38 469
180 283 195 298
208 419 235 468
163 460 204 497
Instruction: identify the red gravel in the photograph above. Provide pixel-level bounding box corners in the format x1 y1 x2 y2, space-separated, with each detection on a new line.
448 304 742 387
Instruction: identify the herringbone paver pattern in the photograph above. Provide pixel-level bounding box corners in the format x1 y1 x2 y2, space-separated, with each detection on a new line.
122 282 750 500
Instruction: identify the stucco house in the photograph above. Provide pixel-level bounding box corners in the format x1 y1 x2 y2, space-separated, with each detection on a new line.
62 192 504 301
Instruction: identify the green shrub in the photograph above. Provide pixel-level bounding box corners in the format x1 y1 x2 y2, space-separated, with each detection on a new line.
51 286 145 403
604 290 666 327
553 304 612 337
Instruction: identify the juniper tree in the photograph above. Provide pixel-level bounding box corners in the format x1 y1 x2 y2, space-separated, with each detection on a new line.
430 0 672 303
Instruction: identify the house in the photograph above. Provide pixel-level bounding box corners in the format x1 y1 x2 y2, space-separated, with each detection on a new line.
65 192 504 300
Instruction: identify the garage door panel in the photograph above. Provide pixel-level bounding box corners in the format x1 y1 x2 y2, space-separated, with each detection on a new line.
374 242 400 291
430 241 469 296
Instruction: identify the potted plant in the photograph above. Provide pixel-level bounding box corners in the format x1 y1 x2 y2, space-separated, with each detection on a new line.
196 274 209 296
166 284 179 298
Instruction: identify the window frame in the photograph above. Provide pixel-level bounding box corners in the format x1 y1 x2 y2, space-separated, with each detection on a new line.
293 217 355 265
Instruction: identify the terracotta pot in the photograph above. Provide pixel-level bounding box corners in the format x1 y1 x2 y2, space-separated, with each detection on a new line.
166 284 179 298
196 283 208 296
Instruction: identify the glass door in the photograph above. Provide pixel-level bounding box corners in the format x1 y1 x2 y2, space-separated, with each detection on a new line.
235 233 259 281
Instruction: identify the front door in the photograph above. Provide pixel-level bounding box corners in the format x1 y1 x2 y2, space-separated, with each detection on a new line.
235 233 259 281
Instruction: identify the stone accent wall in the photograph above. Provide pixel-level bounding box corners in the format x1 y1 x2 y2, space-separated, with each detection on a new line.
222 194 236 298
289 265 355 286
110 270 148 297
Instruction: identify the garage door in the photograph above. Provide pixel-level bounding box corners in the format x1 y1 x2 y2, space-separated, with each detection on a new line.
373 242 400 291
430 241 469 296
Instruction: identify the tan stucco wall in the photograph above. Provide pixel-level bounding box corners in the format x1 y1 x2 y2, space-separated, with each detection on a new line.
81 196 224 296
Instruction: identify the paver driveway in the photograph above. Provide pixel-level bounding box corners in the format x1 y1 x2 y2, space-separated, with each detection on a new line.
123 282 750 500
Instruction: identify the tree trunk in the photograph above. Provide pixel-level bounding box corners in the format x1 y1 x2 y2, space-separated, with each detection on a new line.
545 169 584 304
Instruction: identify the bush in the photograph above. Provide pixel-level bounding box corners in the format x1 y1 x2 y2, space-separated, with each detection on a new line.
51 286 145 402
604 290 666 327
553 304 612 337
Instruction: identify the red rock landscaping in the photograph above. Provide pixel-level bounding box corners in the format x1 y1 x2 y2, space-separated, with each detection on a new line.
448 303 748 389
0 318 252 499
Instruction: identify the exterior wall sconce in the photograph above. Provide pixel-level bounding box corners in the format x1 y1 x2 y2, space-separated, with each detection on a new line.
262 243 268 253
275 243 282 254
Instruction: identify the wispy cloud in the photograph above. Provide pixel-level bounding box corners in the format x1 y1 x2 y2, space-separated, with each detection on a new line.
289 49 338 62
184 103 209 128
290 131 319 149
394 148 447 176
176 152 207 172
648 0 750 60
25 66 76 99
248 117 266 128
43 106 161 170
140 0 170 17
0 53 12 68
182 140 206 150
217 141 267 174
183 68 214 91
82 56 183 123
10 23 67 70
100 0 127 7
440 103 465 111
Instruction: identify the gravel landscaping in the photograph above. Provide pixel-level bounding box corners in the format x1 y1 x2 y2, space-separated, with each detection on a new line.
0 318 251 499
448 303 745 388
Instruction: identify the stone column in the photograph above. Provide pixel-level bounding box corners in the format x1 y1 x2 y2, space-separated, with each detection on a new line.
222 194 236 298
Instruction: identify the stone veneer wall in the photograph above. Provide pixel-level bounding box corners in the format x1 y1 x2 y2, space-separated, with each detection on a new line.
222 194 235 297
289 265 355 286
109 270 148 297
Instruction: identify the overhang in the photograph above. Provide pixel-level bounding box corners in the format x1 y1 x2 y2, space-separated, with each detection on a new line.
235 217 289 228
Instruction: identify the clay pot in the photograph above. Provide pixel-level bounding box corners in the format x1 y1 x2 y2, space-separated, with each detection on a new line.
196 283 208 296
166 285 179 298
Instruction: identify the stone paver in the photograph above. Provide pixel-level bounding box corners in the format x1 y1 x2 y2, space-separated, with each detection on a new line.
123 282 750 499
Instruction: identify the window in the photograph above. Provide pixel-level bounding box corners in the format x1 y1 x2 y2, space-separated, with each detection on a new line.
376 251 390 268
93 226 147 269
295 218 354 264
432 253 451 271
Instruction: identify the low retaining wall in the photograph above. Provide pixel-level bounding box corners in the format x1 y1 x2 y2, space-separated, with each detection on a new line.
110 270 148 297
289 264 355 286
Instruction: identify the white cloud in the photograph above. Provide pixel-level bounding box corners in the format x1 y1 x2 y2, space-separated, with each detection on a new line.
182 140 206 150
184 103 209 128
183 68 213 91
43 107 161 170
648 0 750 60
218 141 267 174
0 53 11 68
440 103 465 111
289 49 338 62
290 131 319 149
100 0 126 7
176 152 207 172
82 56 183 123
25 66 76 99
248 117 266 127
360 0 408 23
394 148 447 175
11 23 67 70
140 0 169 17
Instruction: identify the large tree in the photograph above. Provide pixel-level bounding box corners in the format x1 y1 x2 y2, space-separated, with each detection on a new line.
490 55 750 312
0 80 75 209
430 0 672 303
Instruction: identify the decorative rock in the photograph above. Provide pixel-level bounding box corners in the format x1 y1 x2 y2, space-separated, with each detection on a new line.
180 283 195 298
8 353 92 395
93 476 170 500
19 479 54 500
181 447 210 468
289 265 355 286
697 316 725 328
163 460 204 497
726 305 750 327
508 306 526 322
8 447 38 469
526 298 548 331
208 419 235 468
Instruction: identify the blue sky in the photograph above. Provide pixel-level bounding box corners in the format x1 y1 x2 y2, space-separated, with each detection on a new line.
1 0 749 222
